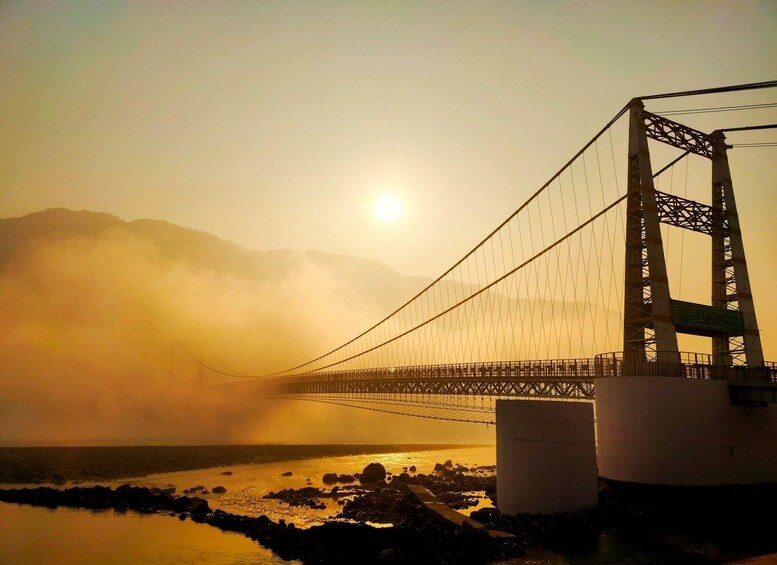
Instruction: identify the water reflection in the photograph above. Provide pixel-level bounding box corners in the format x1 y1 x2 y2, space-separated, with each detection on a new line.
0 503 294 565
0 445 496 563
114 445 496 527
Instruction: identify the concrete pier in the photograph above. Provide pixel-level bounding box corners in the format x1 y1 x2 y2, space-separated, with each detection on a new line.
595 376 777 486
496 399 597 514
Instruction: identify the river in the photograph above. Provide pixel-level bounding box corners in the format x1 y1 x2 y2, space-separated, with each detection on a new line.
0 445 495 564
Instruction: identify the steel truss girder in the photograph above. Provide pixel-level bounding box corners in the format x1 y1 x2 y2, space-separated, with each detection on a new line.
276 376 595 399
263 361 598 399
655 190 724 235
643 111 714 158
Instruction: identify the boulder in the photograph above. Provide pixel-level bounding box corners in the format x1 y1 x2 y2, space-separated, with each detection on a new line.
434 463 446 473
470 507 502 524
409 465 417 473
264 487 327 509
360 462 387 484
212 486 227 494
281 471 293 477
173 496 211 517
337 474 356 483
323 473 339 485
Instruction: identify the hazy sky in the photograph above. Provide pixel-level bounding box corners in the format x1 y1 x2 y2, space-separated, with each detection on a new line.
1 0 776 278
2 1 777 445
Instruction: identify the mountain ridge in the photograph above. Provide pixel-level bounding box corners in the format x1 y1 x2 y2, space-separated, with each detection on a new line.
0 207 430 317
1 208 413 271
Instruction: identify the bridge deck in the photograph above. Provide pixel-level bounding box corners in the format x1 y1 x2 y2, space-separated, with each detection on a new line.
258 356 776 400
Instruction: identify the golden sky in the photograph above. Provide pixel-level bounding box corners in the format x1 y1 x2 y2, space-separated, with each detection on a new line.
2 1 775 277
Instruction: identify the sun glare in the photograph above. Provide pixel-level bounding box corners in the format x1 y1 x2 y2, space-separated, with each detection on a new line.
373 194 403 223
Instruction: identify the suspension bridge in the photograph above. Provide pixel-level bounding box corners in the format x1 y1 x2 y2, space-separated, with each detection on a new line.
195 80 777 429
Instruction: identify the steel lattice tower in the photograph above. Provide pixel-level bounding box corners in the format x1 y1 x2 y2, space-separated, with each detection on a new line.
622 99 764 371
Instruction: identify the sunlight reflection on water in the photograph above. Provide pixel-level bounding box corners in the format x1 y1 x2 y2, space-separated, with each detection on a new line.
0 445 496 563
107 444 496 528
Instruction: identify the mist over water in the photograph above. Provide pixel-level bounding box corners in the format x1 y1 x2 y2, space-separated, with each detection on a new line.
0 211 494 445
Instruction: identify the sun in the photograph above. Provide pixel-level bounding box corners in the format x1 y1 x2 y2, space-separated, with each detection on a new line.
373 194 403 223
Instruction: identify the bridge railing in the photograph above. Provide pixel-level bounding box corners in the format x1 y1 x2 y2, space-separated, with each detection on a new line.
594 352 777 383
261 352 776 389
270 357 600 385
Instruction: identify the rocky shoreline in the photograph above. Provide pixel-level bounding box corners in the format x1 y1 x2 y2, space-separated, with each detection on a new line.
263 459 495 516
0 481 523 564
2 458 777 563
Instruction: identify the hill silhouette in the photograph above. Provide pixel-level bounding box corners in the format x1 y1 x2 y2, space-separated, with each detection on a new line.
0 208 429 314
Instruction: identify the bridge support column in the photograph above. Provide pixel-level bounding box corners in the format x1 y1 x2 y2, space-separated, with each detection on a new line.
496 400 597 514
595 376 777 485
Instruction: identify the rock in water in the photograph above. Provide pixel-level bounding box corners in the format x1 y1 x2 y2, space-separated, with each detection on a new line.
281 471 293 476
360 463 386 484
212 486 227 494
470 507 501 524
323 473 339 485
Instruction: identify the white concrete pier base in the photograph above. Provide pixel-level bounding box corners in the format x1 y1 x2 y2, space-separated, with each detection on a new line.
595 376 777 486
496 400 597 515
